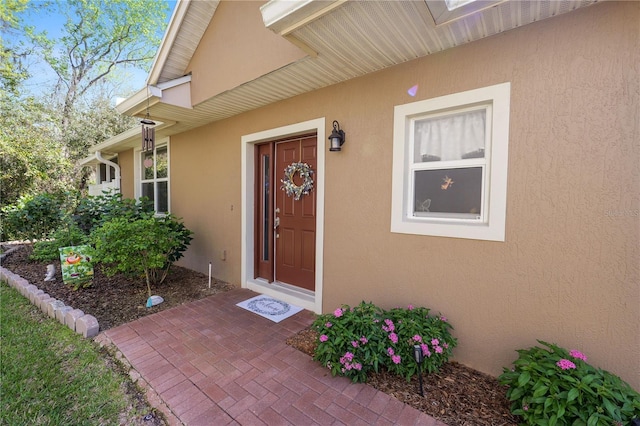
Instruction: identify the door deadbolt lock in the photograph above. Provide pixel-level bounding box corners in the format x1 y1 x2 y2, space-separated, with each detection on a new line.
274 217 280 229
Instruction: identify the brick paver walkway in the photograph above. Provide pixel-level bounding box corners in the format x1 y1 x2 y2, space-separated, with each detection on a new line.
101 289 446 425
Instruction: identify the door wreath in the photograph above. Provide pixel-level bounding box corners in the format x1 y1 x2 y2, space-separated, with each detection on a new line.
281 162 314 200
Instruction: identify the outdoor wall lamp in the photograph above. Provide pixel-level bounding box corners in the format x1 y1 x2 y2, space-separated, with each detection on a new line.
328 120 345 151
413 344 425 397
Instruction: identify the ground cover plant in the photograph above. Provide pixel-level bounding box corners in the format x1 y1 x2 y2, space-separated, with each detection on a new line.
0 282 163 425
312 301 457 383
499 341 640 425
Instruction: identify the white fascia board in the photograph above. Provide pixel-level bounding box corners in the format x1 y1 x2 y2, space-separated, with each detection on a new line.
260 0 345 35
147 0 191 86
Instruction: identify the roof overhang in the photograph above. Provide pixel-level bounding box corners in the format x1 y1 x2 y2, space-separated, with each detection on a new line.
111 0 601 142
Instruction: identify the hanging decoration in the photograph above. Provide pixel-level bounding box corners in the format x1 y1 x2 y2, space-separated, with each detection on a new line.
281 162 314 200
140 85 156 152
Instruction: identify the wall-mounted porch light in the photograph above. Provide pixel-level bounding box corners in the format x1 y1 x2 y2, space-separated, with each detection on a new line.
328 120 345 152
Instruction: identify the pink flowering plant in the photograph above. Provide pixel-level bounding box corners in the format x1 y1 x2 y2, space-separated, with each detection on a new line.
312 302 387 382
380 306 457 381
499 340 640 425
312 301 456 384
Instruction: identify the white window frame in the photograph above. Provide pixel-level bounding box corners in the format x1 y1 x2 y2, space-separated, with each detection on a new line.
391 83 510 241
134 137 170 214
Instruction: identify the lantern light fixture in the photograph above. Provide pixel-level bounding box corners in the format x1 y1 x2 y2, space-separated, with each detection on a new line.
413 344 425 397
328 120 345 152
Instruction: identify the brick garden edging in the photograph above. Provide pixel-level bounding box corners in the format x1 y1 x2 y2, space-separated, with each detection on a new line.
0 266 100 338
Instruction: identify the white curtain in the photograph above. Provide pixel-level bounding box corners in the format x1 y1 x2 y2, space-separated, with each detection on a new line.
414 109 485 162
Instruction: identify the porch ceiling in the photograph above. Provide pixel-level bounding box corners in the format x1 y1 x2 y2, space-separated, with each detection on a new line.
129 0 599 138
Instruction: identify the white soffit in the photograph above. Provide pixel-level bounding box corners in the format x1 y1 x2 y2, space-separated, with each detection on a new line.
261 0 346 35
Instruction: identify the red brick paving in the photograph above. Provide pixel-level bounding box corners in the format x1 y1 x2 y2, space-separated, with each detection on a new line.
103 289 447 425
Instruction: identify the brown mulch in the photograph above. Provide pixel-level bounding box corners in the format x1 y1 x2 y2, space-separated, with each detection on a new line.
285 328 521 426
1 244 235 330
2 243 520 426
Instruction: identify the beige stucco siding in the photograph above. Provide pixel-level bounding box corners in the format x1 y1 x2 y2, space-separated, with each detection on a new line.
186 0 307 106
169 1 639 387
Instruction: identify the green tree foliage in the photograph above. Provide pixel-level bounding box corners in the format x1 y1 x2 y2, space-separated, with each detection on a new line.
0 0 30 94
25 0 168 131
1 193 64 242
0 96 71 205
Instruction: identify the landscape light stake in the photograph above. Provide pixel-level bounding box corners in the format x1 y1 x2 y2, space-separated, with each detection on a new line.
413 344 425 397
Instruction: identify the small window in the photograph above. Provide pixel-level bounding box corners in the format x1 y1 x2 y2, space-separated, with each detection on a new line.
139 143 169 214
391 83 510 241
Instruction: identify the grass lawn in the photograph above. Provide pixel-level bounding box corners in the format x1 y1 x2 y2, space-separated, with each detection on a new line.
0 282 153 425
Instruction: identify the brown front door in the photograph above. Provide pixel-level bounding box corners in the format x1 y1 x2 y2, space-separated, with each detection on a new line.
254 135 317 291
274 136 317 291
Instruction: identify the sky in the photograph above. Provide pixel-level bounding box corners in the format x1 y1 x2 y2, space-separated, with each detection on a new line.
13 0 177 98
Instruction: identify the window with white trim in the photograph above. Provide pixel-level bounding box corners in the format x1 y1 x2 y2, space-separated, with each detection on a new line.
391 83 510 241
139 143 169 214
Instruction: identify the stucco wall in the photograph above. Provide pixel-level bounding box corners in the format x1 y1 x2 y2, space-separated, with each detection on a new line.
186 0 306 106
169 1 639 387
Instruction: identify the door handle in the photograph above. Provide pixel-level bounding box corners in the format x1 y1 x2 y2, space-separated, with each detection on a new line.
274 217 280 229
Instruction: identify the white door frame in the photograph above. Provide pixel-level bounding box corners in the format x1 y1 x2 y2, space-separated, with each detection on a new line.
241 118 325 313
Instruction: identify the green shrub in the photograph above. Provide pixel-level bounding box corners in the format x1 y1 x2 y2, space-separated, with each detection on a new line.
72 191 153 235
31 221 90 262
499 340 640 425
1 193 64 242
313 302 387 382
381 306 457 380
90 213 193 297
312 301 456 383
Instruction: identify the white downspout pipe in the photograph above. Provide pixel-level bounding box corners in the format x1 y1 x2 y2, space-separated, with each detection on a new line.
94 151 121 193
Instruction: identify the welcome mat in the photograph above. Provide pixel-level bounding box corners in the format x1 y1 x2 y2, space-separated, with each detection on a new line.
236 295 303 323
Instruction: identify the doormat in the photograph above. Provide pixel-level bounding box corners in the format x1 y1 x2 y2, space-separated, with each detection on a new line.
236 295 303 323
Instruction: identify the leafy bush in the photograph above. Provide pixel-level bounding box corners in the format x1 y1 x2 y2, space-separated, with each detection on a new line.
90 213 193 297
313 302 387 382
381 306 456 380
1 193 64 242
499 340 640 425
31 221 90 262
72 191 153 235
312 301 456 383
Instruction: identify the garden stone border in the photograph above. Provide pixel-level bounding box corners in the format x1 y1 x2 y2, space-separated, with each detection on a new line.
0 266 99 338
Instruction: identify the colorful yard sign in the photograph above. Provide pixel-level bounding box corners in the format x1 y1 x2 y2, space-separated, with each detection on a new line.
59 245 94 288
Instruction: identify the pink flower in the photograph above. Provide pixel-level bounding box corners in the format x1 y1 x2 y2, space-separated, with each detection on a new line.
523 404 529 411
325 322 332 328
387 347 395 356
319 334 328 342
407 304 414 310
440 316 447 322
556 359 576 370
389 333 398 344
351 341 359 348
391 355 401 364
420 343 431 358
334 308 343 318
359 336 368 344
354 363 362 371
443 343 449 349
435 346 443 354
384 319 395 332
412 335 422 342
569 350 587 361
431 338 439 346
